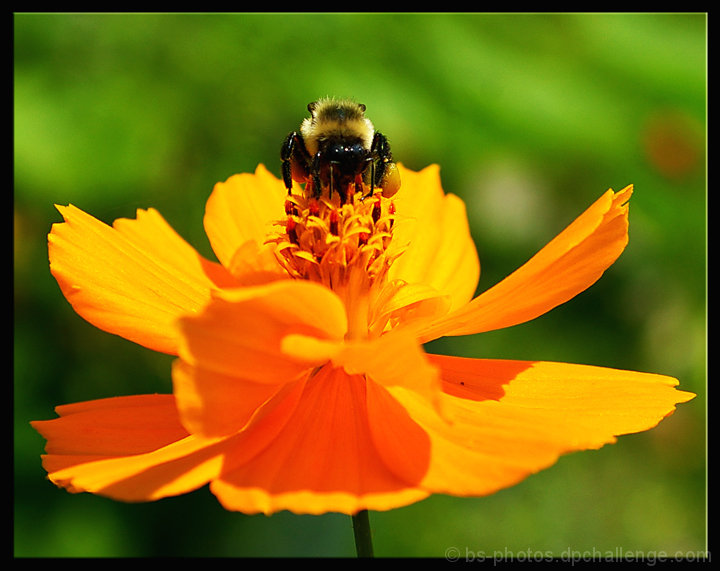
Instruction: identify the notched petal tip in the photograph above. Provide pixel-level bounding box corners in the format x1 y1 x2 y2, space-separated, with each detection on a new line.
613 183 634 206
415 184 635 342
48 203 234 355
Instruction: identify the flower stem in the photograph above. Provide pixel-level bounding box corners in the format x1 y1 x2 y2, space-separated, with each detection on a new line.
351 510 374 557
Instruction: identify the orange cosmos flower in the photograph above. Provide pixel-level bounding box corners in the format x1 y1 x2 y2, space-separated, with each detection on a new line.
32 164 694 515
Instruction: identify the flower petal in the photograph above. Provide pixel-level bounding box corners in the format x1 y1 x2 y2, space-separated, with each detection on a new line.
172 359 286 437
416 186 633 342
282 326 444 414
370 280 451 336
211 366 429 515
390 165 480 313
396 356 694 497
226 239 289 286
203 165 288 273
177 280 347 384
429 353 530 401
49 205 235 355
31 394 188 456
31 395 230 501
364 379 432 487
333 328 443 412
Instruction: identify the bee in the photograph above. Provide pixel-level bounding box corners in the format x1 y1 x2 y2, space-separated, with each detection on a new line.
281 97 401 203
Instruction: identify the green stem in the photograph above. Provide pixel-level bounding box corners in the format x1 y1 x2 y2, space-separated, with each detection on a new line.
351 510 374 557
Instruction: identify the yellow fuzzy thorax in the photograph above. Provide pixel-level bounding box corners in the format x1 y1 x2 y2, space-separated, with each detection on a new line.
300 98 375 155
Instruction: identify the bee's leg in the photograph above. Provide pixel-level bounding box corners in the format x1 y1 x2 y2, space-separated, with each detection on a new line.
328 163 349 204
371 132 393 186
361 132 390 200
282 131 313 195
369 131 400 198
280 132 297 193
304 178 314 198
300 148 321 200
354 173 365 198
361 160 376 200
312 174 322 199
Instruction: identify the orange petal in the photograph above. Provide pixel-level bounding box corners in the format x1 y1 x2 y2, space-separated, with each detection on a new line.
49 205 235 355
370 280 451 336
226 239 289 285
203 165 288 272
396 356 694 497
172 359 285 437
365 379 432 487
282 326 444 413
429 353 531 401
31 395 230 501
416 186 633 343
177 280 347 384
31 394 188 456
333 328 443 413
390 164 480 313
210 366 429 514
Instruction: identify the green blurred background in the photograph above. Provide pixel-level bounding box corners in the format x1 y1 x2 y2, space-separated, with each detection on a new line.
14 13 706 558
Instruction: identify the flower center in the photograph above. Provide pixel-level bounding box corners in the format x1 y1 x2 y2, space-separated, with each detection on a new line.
267 188 401 340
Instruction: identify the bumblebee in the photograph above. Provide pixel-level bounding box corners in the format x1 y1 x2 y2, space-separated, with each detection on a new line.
281 97 401 203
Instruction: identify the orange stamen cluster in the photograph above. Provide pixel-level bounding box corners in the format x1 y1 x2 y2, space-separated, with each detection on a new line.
270 192 397 285
267 188 401 339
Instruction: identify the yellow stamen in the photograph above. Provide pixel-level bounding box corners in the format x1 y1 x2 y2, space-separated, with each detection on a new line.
267 188 400 340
